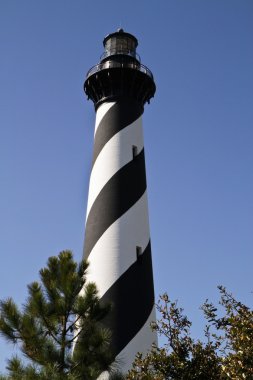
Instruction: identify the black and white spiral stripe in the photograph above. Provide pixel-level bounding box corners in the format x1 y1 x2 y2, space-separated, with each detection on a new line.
83 99 156 373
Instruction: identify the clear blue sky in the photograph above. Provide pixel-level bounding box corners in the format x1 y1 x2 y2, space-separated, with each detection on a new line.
0 0 253 372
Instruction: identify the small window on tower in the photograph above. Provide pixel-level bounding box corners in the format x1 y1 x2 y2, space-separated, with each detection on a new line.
136 246 142 261
132 145 138 158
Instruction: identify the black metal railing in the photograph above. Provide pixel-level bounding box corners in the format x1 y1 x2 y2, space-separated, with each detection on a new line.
86 60 154 80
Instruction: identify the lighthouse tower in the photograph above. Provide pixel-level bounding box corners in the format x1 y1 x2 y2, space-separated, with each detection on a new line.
83 29 156 373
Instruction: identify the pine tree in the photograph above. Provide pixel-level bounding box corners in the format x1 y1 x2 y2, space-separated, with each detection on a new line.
0 251 115 379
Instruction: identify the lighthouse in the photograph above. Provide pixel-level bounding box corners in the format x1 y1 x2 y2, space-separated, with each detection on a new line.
83 29 156 374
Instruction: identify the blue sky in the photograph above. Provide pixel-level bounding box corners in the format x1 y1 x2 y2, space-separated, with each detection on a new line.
0 0 253 372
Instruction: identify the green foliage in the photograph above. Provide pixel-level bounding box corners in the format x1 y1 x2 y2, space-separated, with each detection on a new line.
127 293 221 380
202 285 253 379
1 252 252 380
0 251 114 380
127 287 253 380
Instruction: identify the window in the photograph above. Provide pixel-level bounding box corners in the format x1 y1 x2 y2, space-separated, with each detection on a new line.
136 246 142 261
132 145 138 158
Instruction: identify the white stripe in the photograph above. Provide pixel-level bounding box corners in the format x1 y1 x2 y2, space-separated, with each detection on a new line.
85 192 150 298
86 116 144 219
94 101 115 135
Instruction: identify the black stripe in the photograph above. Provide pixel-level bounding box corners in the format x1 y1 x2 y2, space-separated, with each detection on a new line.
100 241 155 358
84 149 147 259
92 100 143 167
